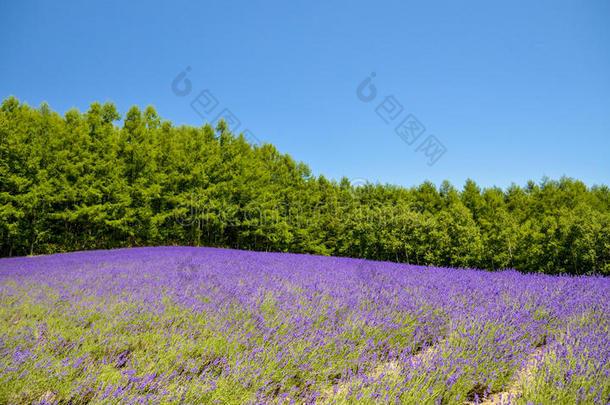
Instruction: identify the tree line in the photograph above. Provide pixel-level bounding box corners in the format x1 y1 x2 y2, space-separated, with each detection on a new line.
1 97 608 275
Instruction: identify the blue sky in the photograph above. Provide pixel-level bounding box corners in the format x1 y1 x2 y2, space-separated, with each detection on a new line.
1 0 609 189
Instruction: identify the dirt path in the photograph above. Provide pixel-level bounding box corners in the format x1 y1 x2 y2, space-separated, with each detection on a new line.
320 341 443 403
466 346 546 405
320 341 546 404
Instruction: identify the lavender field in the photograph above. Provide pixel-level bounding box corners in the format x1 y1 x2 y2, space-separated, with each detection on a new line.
0 247 608 404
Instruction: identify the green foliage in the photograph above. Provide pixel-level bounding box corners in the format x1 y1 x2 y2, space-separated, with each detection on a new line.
1 97 609 275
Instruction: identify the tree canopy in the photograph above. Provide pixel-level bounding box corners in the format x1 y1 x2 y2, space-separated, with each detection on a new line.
1 97 608 275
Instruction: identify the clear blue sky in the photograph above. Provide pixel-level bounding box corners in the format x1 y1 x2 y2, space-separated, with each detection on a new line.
1 0 608 189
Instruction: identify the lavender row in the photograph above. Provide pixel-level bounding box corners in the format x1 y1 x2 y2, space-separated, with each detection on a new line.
0 247 608 404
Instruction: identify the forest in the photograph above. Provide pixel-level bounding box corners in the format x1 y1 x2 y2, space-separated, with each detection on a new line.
1 96 608 275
